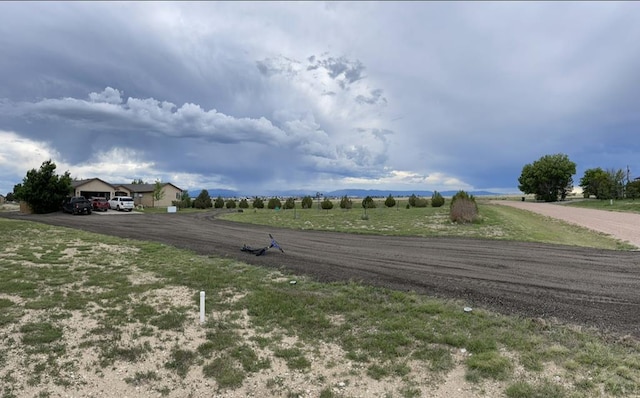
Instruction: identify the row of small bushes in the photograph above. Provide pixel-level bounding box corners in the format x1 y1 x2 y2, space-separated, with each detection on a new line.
175 190 479 224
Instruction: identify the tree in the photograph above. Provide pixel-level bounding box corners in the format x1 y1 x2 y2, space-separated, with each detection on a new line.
214 196 225 209
408 194 417 207
267 197 282 209
580 168 625 200
339 195 353 209
239 198 249 208
362 196 376 209
301 195 313 209
131 178 145 184
627 180 640 199
321 198 334 211
607 168 626 200
173 190 192 209
283 197 295 209
225 199 236 209
384 194 396 208
518 153 576 202
252 197 264 209
152 180 165 206
431 191 445 207
193 189 212 209
13 160 72 214
5 192 15 202
580 168 609 199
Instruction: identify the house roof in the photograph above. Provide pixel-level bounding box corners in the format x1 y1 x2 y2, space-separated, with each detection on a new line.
71 178 115 189
71 178 181 192
114 182 182 193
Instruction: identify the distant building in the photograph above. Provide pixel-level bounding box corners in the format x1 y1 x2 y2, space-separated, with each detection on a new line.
71 178 183 208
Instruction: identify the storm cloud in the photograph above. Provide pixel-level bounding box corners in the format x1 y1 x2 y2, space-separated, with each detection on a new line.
1 2 639 195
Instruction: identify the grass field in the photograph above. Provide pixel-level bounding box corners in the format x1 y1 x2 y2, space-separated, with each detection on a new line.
2 205 640 397
221 201 634 250
563 198 640 214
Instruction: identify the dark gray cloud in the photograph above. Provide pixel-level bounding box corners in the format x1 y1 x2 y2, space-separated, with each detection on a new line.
1 2 639 195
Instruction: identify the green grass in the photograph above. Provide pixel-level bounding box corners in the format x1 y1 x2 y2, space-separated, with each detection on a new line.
2 216 640 397
222 201 633 250
564 198 640 214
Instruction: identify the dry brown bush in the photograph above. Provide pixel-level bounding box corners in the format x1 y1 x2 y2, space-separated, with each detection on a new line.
450 197 478 223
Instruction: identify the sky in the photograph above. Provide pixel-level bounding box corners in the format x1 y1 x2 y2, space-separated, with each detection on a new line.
1 2 639 196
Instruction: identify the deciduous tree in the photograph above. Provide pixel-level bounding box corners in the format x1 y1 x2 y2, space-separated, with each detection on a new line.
518 154 576 202
152 180 165 206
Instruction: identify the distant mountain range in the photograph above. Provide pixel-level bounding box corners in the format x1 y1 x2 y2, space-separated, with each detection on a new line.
187 188 504 198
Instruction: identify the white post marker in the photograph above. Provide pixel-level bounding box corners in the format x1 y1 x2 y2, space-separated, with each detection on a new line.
200 291 205 324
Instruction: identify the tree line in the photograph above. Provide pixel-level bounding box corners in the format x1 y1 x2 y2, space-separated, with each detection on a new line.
11 156 636 216
518 153 640 201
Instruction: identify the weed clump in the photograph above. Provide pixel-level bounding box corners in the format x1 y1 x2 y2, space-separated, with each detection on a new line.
450 190 478 223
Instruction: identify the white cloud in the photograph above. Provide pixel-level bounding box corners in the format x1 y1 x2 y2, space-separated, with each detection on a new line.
338 170 473 192
0 130 62 175
1 2 639 196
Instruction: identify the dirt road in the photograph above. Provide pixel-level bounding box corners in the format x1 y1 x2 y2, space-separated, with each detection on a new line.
2 209 639 337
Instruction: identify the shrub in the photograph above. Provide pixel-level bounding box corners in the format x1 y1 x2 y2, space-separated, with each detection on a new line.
225 199 236 209
214 196 225 209
431 191 445 207
301 196 313 209
173 191 192 209
384 194 396 208
252 197 264 209
193 190 213 209
339 195 353 209
449 190 478 223
321 198 334 210
283 197 295 209
414 197 428 207
267 197 282 209
362 196 376 209
408 194 417 207
238 199 249 209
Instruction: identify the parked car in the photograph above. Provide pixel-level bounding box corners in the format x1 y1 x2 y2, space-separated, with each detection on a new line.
62 196 92 215
109 196 134 212
90 197 110 212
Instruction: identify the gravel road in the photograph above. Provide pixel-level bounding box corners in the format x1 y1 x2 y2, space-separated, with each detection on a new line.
2 207 639 337
495 200 640 249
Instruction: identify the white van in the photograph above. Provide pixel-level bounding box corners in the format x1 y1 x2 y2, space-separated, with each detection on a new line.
108 196 135 212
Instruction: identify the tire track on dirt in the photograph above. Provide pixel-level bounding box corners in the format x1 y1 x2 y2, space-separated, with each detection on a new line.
3 210 640 337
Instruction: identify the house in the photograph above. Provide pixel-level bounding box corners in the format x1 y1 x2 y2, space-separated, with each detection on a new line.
71 178 114 199
113 183 183 208
0 194 5 205
71 178 183 208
